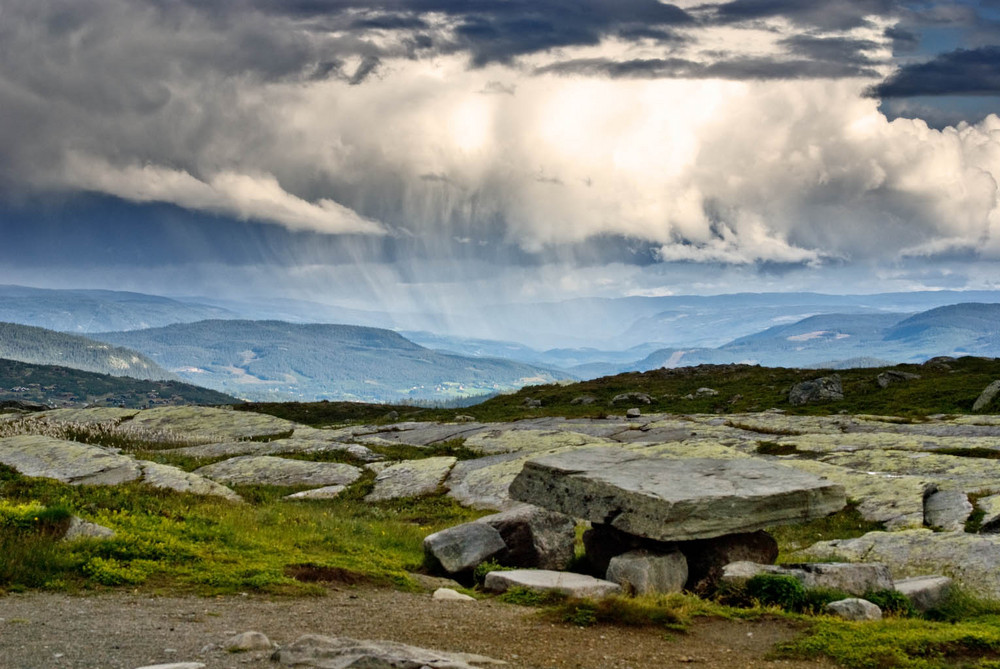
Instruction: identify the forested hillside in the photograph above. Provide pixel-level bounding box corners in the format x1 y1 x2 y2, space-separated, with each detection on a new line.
92 320 569 402
0 322 173 380
0 358 237 408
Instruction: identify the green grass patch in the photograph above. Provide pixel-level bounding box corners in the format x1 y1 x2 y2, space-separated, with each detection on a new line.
936 447 1000 460
770 502 885 559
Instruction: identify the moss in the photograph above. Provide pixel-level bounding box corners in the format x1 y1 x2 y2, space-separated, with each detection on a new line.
755 440 802 455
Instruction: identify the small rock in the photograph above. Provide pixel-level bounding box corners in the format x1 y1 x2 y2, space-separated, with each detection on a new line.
272 635 504 668
695 387 719 397
788 375 843 406
454 414 476 422
895 575 953 612
611 392 652 405
284 485 347 500
476 504 576 570
923 486 972 532
224 631 272 652
876 371 920 389
606 550 687 595
483 569 621 598
433 587 476 601
976 494 1000 533
826 598 882 621
570 396 596 405
973 380 1000 412
62 516 115 541
365 456 456 502
384 411 399 421
522 398 542 408
423 523 506 576
625 408 641 418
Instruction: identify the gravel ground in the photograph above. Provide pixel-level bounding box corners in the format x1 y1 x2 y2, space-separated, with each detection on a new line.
0 588 834 669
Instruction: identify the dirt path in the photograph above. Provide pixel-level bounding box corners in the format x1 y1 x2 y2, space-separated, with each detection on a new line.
0 588 834 669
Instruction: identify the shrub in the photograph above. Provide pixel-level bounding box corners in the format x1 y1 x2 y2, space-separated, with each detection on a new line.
746 574 807 611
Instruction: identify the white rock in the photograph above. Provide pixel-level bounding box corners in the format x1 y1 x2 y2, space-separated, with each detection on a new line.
825 598 882 621
607 550 688 595
62 516 115 541
224 631 272 651
433 588 476 601
483 569 621 598
894 575 953 612
285 485 347 500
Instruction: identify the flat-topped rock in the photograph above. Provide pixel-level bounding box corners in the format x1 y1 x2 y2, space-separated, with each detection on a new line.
126 406 299 443
137 461 242 502
193 455 361 487
0 435 142 485
272 635 505 668
483 569 621 599
365 456 456 502
509 447 845 542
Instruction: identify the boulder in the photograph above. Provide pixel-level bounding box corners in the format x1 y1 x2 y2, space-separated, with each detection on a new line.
606 550 687 595
126 405 298 443
509 447 845 542
976 494 1000 533
695 387 719 397
0 435 142 485
721 561 893 595
423 523 506 576
876 371 920 389
224 631 273 651
272 635 505 668
476 504 576 570
433 587 476 601
582 523 653 575
679 531 778 594
570 396 596 405
522 398 542 408
973 380 1000 412
625 408 641 418
799 529 1000 599
138 461 242 502
923 486 971 531
365 456 456 502
611 393 652 405
62 516 115 541
483 569 621 599
193 455 361 487
894 575 953 612
788 375 843 406
826 598 882 621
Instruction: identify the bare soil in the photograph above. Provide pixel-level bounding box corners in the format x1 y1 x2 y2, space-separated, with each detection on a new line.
0 588 834 669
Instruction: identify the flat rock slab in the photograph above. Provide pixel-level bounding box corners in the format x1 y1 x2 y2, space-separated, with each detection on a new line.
800 529 1000 599
483 569 621 599
137 461 242 502
509 447 845 542
127 406 298 443
0 435 142 485
35 407 140 425
365 456 456 502
272 634 506 668
193 455 361 487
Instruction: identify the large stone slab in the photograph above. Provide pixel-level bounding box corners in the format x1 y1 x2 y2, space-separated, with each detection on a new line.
126 406 299 443
365 456 456 502
423 523 506 576
138 461 243 502
0 435 142 485
483 569 621 599
272 634 505 668
193 455 361 487
509 447 845 542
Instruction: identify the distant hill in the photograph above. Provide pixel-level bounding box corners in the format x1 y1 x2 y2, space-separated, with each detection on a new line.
0 358 237 409
91 320 570 402
0 284 234 332
0 322 173 380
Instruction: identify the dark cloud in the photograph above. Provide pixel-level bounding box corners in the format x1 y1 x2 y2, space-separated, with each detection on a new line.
706 0 899 31
780 36 883 66
868 46 1000 96
536 56 880 80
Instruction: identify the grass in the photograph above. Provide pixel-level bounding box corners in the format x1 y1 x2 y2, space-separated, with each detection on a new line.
769 502 885 559
0 465 484 595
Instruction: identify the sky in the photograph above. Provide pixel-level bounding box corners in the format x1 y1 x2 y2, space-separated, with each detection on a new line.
1 0 1000 313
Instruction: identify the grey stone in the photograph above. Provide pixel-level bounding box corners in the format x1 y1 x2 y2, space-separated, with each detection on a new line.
476 504 576 570
284 485 347 500
923 486 972 531
611 392 652 405
570 396 596 405
271 634 505 668
894 576 953 612
509 447 846 542
454 414 476 422
876 371 920 389
973 380 1000 412
133 664 205 669
695 387 719 397
483 569 621 599
679 531 779 595
625 408 641 418
193 455 361 487
606 550 687 595
127 406 299 443
357 423 489 448
721 561 893 595
62 516 115 541
165 438 380 463
365 456 456 502
788 375 843 406
445 452 536 510
224 631 272 651
0 435 142 485
826 598 882 621
522 398 542 408
423 523 506 575
799 529 1000 599
138 461 242 502
433 588 476 601
976 494 1000 532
